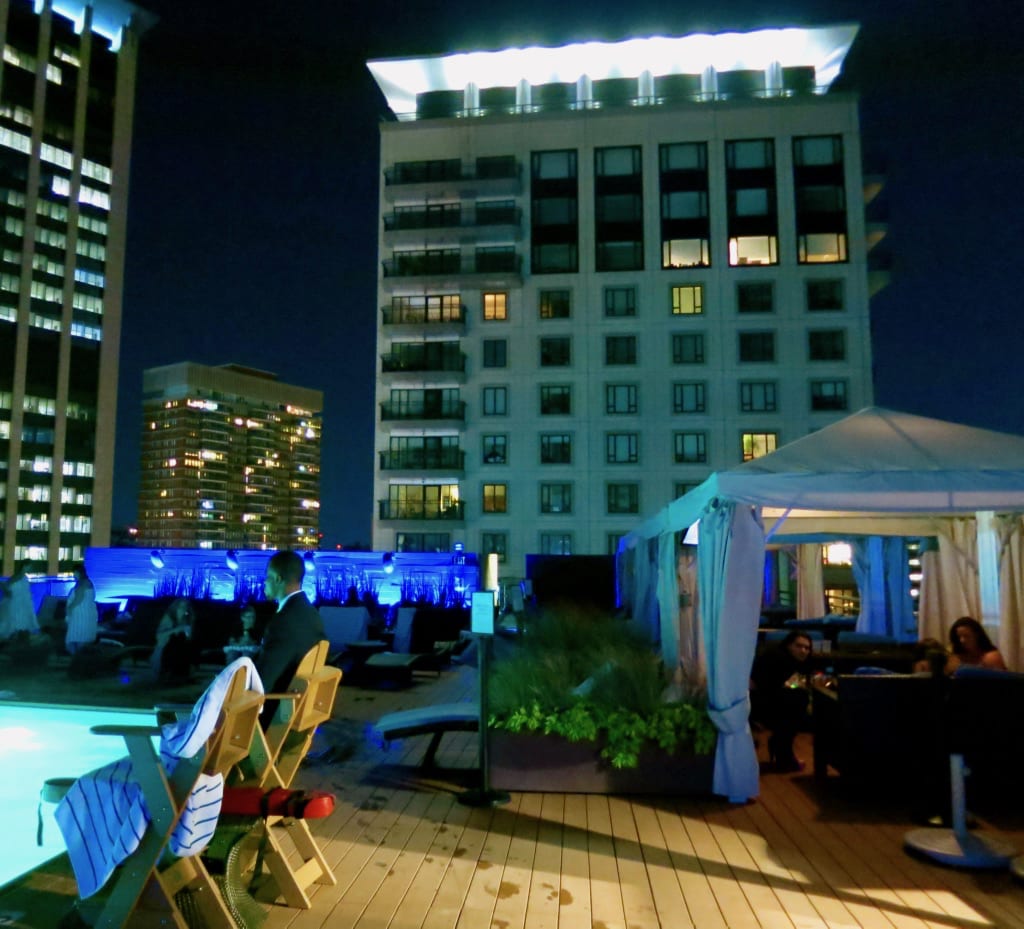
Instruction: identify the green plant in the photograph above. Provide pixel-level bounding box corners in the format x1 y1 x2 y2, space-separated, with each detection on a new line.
487 606 716 768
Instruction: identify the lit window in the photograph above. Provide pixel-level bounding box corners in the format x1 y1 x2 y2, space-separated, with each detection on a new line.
799 232 848 263
742 432 778 461
729 235 778 266
483 483 507 513
671 284 703 315
662 239 709 268
483 292 508 321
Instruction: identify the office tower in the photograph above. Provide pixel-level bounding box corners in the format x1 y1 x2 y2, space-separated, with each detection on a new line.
0 0 153 573
137 362 323 552
368 26 882 573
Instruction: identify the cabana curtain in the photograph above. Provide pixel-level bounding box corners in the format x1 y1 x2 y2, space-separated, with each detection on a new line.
697 501 763 802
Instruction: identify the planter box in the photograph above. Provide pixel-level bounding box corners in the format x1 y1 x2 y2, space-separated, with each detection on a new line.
488 730 714 795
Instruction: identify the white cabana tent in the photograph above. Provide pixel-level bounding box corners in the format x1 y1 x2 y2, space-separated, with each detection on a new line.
617 407 1024 801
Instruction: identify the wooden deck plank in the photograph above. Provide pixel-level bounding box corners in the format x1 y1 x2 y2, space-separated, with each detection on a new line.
606 796 660 929
585 794 629 929
629 801 699 929
556 794 593 929
521 793 566 929
487 791 544 929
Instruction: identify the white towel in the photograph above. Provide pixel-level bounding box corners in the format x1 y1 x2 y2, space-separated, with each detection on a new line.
54 657 263 898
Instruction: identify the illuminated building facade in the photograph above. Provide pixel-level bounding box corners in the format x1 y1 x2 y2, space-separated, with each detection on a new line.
368 26 882 573
137 362 323 552
0 0 153 574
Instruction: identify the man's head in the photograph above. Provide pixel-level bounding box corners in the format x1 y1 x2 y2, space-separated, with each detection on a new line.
782 631 813 663
263 550 305 603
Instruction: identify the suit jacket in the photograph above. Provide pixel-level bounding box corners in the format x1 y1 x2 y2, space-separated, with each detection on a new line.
256 591 325 694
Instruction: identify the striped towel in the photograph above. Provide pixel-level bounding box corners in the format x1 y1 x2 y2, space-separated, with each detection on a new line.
54 657 263 898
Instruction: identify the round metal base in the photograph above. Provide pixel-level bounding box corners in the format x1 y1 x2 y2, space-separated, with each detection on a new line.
905 828 1016 869
457 787 511 808
1010 855 1024 881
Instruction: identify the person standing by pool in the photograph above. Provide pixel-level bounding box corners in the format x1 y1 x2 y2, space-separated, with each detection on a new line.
257 550 324 724
0 561 39 639
64 563 98 654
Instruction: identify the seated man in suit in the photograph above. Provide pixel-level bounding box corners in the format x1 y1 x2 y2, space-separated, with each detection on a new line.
257 551 325 725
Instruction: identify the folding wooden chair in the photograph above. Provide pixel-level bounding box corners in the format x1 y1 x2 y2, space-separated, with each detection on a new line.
62 661 264 929
234 639 342 908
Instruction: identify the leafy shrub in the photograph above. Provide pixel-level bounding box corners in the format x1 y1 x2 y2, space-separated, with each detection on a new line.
488 605 716 767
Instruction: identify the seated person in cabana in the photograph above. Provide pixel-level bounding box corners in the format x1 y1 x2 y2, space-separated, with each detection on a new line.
911 637 948 675
749 631 812 771
946 616 1007 673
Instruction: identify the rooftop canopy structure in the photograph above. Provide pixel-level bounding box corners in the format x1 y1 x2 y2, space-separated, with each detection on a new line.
368 24 859 118
618 407 1024 802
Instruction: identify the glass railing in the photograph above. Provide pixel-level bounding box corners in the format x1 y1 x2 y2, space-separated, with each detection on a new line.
382 252 521 278
381 352 466 374
380 401 466 421
382 304 466 325
378 500 465 520
378 449 465 470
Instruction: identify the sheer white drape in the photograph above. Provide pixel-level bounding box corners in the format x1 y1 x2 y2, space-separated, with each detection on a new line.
796 544 825 619
697 501 764 802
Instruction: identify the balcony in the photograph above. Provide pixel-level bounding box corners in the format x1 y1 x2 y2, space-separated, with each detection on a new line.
380 400 466 425
381 250 522 291
383 205 522 247
382 160 522 203
381 302 466 338
381 347 467 384
378 448 466 473
378 499 465 521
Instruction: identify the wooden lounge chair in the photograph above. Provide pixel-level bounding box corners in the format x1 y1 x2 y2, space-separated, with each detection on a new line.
56 659 264 929
233 639 342 909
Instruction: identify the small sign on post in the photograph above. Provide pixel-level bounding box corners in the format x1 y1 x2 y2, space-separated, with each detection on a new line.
471 590 496 635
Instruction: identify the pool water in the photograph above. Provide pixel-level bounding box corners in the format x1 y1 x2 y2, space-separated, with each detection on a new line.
0 702 156 888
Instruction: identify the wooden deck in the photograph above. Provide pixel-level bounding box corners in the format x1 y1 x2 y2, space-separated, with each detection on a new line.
4 660 1024 929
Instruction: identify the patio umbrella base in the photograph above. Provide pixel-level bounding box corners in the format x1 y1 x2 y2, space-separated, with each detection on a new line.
905 828 1016 869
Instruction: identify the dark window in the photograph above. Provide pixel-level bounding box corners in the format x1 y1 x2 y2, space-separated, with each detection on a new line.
605 383 638 414
737 281 773 313
607 483 640 514
482 339 507 368
540 483 573 514
672 382 706 413
604 286 636 317
540 336 571 366
808 329 846 361
738 331 776 362
482 434 507 464
606 433 639 464
539 289 571 318
605 335 637 365
740 381 777 412
806 279 844 312
540 385 571 415
673 432 707 463
810 379 848 411
540 434 572 464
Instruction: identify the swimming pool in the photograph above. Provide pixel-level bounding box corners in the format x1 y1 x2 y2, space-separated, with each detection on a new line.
0 702 156 888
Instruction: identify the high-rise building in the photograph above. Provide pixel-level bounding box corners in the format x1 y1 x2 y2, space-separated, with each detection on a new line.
137 362 323 552
368 26 882 573
0 0 153 574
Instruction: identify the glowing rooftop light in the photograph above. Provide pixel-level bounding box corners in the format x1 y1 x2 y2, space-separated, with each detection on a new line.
50 0 156 50
368 24 859 114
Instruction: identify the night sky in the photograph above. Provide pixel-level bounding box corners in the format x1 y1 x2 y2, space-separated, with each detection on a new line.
115 0 1024 546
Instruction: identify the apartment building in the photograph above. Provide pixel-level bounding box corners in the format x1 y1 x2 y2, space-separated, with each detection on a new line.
137 362 322 552
368 26 880 573
0 0 153 573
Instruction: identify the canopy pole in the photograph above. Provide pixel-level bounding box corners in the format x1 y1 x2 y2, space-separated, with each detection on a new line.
976 510 1000 631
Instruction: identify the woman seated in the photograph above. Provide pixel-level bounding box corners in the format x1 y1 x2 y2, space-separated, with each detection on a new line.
946 616 1007 673
151 598 195 681
749 631 813 771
